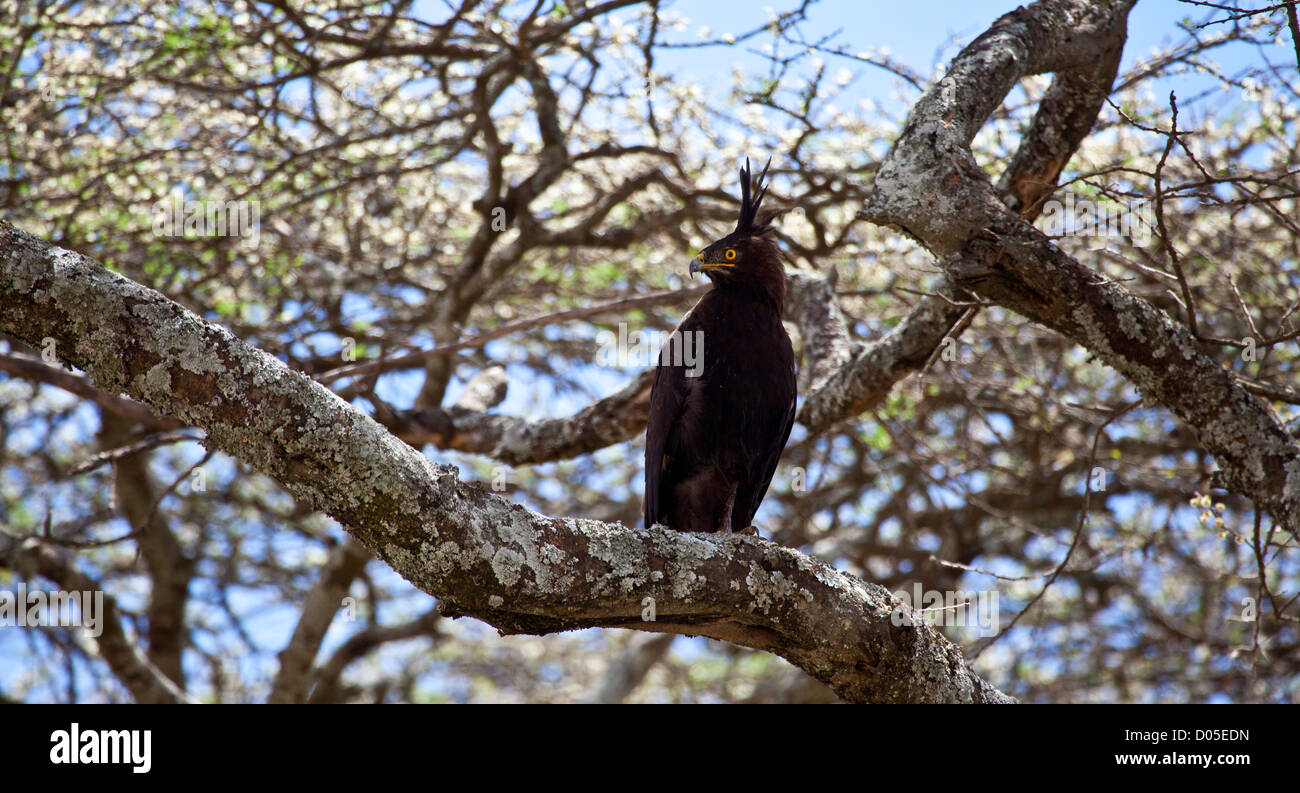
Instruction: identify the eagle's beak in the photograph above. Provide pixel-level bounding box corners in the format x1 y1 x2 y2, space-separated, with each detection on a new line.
689 258 703 275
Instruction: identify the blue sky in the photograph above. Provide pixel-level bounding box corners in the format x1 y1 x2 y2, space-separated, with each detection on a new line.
401 0 1294 553
437 0 1297 491
5 0 1295 701
651 0 1291 119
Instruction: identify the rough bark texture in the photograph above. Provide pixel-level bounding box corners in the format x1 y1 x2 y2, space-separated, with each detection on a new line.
861 0 1300 537
787 269 853 390
9 0 1257 702
796 276 969 434
0 221 1011 703
381 0 1136 454
0 353 179 430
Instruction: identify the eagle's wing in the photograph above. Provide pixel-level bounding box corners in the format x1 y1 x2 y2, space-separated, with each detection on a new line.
643 330 690 529
732 376 797 532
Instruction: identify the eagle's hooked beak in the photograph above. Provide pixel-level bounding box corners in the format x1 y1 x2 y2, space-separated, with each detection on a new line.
689 253 721 276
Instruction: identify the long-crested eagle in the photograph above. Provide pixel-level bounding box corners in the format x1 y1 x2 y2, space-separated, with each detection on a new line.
644 158 797 534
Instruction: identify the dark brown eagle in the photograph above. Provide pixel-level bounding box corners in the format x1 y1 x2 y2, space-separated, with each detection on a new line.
644 158 797 533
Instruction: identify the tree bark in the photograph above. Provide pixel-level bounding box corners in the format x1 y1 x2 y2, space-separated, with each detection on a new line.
862 0 1300 538
0 221 1011 703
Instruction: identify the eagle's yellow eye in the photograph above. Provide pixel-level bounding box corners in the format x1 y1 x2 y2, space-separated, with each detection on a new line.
724 248 737 261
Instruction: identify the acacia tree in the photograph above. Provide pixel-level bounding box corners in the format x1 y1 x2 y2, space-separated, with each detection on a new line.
1 0 1298 703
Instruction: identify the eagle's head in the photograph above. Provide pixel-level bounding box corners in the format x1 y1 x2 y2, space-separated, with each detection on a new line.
689 158 786 308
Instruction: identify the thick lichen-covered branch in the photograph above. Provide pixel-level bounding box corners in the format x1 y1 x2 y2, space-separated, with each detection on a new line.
0 221 1010 703
861 0 1300 536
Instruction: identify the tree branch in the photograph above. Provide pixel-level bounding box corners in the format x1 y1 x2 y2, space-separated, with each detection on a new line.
861 0 1300 537
0 536 192 704
0 352 180 431
0 221 1011 703
269 535 371 704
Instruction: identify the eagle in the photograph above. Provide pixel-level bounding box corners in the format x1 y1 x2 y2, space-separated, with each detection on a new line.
644 158 797 534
